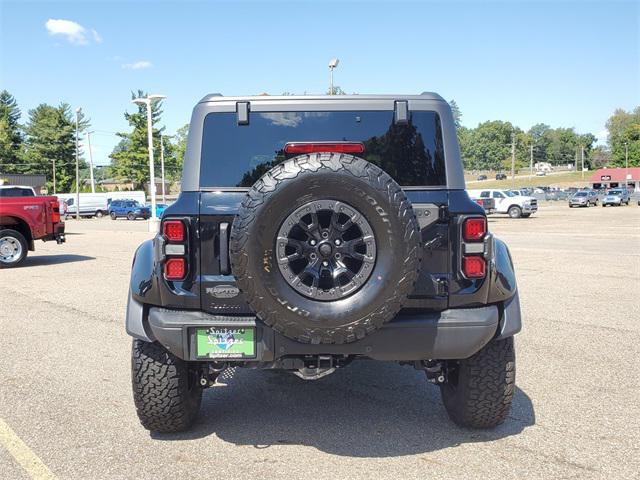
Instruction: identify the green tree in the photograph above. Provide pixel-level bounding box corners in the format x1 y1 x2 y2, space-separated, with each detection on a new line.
461 120 517 171
527 123 551 164
449 99 462 129
605 107 640 167
21 103 89 192
171 123 189 180
589 145 611 169
0 90 23 172
110 90 165 190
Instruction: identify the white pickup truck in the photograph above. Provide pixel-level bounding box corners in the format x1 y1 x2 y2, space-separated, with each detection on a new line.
467 189 538 218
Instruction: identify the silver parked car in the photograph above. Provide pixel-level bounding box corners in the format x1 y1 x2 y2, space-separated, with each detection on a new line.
602 189 630 207
569 191 597 207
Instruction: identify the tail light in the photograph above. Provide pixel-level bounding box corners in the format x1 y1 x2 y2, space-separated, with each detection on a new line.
50 200 61 224
462 256 486 278
163 220 185 242
162 219 187 281
463 217 486 241
284 142 365 155
165 258 186 280
461 216 487 279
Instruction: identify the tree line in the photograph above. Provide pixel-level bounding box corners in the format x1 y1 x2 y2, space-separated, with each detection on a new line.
450 99 638 172
1 88 637 194
0 89 187 193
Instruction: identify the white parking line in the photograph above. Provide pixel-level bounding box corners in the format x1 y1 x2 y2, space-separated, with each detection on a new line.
0 418 56 480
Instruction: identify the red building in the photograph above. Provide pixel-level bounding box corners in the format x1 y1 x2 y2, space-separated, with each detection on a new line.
590 167 640 192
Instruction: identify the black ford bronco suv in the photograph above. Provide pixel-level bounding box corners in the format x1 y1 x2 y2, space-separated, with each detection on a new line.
126 93 521 433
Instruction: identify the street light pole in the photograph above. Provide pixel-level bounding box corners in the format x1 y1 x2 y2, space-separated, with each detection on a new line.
132 94 166 231
328 58 339 95
529 144 533 185
160 134 166 204
86 131 95 193
75 107 81 220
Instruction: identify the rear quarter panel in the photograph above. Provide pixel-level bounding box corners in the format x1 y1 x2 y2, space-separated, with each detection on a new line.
0 196 58 239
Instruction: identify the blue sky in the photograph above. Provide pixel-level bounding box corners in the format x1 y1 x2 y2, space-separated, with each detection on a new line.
1 0 638 166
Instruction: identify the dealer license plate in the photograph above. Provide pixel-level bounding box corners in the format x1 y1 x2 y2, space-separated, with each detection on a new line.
196 327 256 359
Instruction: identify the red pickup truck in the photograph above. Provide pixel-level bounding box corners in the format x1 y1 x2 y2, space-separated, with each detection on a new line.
0 194 66 267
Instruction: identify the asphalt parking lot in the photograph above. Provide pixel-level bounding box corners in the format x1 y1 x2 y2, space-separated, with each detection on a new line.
1 203 639 480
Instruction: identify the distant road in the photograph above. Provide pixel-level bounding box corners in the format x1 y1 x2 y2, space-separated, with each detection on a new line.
466 170 577 185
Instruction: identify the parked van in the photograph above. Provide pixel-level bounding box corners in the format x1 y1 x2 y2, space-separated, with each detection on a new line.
56 191 147 218
57 194 109 218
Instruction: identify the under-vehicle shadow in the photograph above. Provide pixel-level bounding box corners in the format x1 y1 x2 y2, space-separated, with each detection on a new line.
153 359 535 457
21 254 95 266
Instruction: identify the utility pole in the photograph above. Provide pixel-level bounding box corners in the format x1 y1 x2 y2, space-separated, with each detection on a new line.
52 158 56 194
511 132 516 187
625 142 629 190
86 131 95 193
160 134 166 204
581 146 585 181
74 107 81 220
529 144 533 183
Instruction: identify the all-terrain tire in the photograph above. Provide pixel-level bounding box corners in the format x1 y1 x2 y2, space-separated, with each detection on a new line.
440 337 516 429
131 340 202 433
229 153 421 345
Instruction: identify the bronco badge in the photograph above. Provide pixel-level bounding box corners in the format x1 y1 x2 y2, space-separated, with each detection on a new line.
206 285 240 299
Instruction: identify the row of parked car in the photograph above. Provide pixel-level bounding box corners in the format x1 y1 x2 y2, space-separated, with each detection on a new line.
568 188 633 208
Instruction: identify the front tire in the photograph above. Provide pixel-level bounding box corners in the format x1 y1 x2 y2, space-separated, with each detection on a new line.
440 337 515 429
127 212 135 221
508 205 522 218
131 340 202 433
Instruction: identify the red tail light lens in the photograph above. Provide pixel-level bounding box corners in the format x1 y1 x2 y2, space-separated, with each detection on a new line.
51 200 61 223
164 258 186 280
463 256 486 278
284 142 365 155
163 220 185 242
463 217 486 242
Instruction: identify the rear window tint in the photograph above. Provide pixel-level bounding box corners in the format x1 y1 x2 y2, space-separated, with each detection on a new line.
200 110 446 187
0 187 34 197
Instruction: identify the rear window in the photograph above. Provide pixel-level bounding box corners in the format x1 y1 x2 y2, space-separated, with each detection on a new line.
0 187 34 197
200 110 446 188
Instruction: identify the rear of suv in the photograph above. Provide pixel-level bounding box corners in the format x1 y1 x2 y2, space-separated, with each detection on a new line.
126 94 522 433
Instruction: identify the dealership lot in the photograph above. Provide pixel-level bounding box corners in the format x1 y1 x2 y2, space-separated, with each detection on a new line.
1 203 639 480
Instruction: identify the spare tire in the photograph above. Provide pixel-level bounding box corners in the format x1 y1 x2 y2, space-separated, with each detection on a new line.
229 153 421 344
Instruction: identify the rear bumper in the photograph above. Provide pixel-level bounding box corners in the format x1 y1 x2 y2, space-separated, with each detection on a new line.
126 291 522 362
42 223 65 244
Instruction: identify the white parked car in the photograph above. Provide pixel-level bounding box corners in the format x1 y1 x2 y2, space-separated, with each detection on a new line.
468 189 538 218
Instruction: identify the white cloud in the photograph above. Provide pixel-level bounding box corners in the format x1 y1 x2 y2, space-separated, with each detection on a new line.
259 112 302 127
122 60 153 70
45 19 101 45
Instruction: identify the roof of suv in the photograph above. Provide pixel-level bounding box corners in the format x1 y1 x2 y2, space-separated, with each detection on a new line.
198 92 446 104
